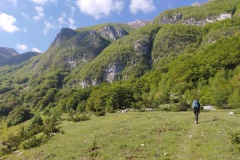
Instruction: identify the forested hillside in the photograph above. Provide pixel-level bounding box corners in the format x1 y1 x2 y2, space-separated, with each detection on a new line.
1 0 240 156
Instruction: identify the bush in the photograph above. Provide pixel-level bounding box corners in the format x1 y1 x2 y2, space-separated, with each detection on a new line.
94 110 106 116
158 101 190 112
229 130 240 152
42 118 61 136
234 109 240 114
21 136 43 149
176 100 190 111
6 107 33 127
67 113 91 122
158 104 172 111
230 130 240 145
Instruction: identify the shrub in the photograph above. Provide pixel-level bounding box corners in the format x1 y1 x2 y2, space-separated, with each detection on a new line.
229 130 240 153
230 130 240 145
21 136 43 149
158 104 172 111
67 113 91 122
6 107 33 127
42 118 61 136
94 110 106 116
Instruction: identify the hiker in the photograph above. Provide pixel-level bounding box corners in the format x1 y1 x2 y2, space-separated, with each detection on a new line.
192 99 200 124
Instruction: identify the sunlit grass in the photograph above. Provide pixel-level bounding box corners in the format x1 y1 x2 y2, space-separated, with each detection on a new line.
2 110 240 160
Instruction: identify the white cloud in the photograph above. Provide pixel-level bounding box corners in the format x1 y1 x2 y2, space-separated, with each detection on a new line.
129 0 155 15
76 0 124 19
22 12 30 20
68 18 76 29
22 28 28 33
30 0 57 5
32 47 42 53
43 21 55 35
7 0 17 6
0 13 19 33
69 5 75 17
17 44 28 50
33 6 44 21
58 12 67 25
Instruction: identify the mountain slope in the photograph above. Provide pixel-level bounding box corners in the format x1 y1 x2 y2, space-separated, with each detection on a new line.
78 24 161 87
0 51 39 67
0 47 18 63
153 0 240 26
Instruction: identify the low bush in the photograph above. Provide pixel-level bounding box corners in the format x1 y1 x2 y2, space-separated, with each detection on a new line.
21 136 43 149
230 130 240 145
66 113 91 122
229 130 240 153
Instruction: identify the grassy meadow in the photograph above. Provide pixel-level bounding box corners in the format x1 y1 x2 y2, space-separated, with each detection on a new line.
1 109 240 160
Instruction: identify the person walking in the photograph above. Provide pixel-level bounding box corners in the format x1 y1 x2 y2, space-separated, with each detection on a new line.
192 99 200 124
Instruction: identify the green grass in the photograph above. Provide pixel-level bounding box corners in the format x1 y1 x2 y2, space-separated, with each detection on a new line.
2 110 240 160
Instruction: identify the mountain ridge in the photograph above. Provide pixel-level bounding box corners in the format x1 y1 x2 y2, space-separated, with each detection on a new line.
0 47 18 60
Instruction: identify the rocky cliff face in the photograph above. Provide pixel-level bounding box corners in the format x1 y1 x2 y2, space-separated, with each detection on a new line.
97 25 129 40
25 24 131 80
154 0 238 26
157 12 232 26
48 29 111 71
79 26 155 88
128 20 151 29
51 28 77 46
134 38 151 56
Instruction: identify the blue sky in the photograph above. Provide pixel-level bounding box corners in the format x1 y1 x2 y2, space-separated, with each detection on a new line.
0 0 206 53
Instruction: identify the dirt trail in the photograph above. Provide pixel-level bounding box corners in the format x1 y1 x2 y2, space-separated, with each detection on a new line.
176 122 200 159
175 112 240 160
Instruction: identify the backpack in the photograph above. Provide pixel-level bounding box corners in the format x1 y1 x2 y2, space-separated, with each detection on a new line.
192 100 200 109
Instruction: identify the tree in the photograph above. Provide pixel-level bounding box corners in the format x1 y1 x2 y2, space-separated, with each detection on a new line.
209 69 231 108
228 89 240 108
6 107 33 127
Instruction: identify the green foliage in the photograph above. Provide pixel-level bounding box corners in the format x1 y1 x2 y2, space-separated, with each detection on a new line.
6 107 33 127
42 117 61 136
67 113 91 122
0 86 13 94
230 130 240 145
2 114 61 154
86 83 134 114
209 70 231 108
152 24 202 59
4 110 240 159
56 87 91 113
1 0 240 136
153 0 240 23
21 135 44 149
79 24 161 82
25 114 44 135
0 101 18 116
229 129 240 153
37 88 57 110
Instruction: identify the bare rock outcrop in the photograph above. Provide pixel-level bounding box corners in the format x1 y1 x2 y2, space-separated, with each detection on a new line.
98 25 129 40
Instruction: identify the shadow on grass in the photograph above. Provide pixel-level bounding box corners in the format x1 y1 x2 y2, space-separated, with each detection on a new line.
200 117 220 124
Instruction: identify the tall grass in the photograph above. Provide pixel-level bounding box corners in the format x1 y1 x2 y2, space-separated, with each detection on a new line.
2 110 240 160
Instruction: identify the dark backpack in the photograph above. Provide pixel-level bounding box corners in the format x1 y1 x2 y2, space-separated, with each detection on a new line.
192 100 200 109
